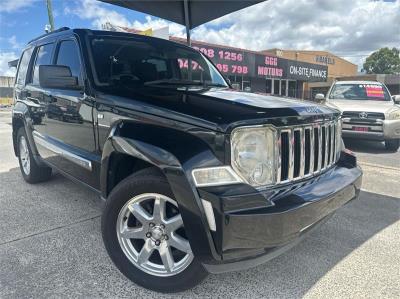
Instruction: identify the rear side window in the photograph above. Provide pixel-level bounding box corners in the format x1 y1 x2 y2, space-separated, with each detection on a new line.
32 43 54 85
16 48 33 85
56 40 82 81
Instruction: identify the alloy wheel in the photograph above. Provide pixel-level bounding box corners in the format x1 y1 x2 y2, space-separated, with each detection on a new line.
116 193 194 277
19 136 30 175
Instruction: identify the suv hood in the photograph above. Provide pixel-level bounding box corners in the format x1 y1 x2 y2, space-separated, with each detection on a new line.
327 99 395 114
103 87 339 132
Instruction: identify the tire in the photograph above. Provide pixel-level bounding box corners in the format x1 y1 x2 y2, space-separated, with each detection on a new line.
101 168 208 293
17 127 52 183
384 139 400 152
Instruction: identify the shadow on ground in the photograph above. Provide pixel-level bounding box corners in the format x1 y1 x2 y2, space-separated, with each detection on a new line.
0 167 399 298
344 138 395 154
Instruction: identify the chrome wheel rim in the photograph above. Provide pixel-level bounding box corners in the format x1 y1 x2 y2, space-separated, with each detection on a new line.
116 193 194 277
19 136 30 175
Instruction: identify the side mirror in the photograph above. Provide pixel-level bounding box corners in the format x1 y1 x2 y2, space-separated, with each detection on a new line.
314 93 325 102
393 95 400 104
39 65 79 89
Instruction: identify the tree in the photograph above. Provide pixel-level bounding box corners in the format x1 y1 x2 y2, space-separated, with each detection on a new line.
363 47 400 74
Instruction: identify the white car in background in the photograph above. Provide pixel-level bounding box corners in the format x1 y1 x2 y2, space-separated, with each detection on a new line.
315 81 400 151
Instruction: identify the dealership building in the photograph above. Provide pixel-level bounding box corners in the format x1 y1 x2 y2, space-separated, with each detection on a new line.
172 37 332 99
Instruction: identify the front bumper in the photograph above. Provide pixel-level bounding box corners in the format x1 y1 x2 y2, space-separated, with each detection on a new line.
197 154 362 273
342 119 400 140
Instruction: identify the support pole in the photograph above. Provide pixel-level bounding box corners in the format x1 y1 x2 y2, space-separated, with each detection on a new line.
183 0 191 46
183 0 192 80
46 0 55 31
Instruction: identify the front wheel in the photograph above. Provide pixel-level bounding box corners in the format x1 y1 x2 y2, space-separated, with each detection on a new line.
101 168 208 293
384 139 400 152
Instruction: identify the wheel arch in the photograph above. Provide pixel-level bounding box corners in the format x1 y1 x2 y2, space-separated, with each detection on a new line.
100 120 223 263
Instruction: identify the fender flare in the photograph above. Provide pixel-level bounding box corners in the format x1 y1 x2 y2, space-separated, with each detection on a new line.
100 133 222 262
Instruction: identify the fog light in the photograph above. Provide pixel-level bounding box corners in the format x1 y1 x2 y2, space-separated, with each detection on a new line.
192 166 242 187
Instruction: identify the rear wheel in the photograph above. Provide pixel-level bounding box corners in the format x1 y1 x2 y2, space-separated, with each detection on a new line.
101 168 208 293
384 139 400 152
17 127 52 183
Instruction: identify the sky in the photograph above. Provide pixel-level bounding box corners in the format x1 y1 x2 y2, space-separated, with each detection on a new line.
0 0 399 76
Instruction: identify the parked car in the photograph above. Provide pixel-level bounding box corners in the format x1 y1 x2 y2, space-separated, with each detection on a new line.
12 28 362 293
316 81 400 151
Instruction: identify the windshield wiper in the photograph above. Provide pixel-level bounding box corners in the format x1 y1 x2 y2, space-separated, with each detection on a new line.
203 83 228 88
144 79 204 86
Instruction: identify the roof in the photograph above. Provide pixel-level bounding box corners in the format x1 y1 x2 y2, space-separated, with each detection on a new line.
26 28 194 51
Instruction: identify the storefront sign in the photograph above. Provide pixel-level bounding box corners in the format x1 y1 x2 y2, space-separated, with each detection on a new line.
187 41 327 82
315 55 335 65
286 60 328 82
190 42 255 77
255 54 284 77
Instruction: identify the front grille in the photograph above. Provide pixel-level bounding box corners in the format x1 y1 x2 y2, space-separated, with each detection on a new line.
276 120 341 184
342 111 385 121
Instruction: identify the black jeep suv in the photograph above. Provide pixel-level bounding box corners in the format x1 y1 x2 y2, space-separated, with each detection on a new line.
12 28 362 292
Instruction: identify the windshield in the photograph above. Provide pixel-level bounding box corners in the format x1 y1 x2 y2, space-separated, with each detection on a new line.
89 36 228 89
329 83 391 101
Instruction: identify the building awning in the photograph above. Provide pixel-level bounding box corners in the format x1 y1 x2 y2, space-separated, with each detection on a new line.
99 0 265 44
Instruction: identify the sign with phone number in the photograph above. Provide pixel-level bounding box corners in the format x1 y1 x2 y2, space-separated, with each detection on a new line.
191 43 255 76
185 41 327 81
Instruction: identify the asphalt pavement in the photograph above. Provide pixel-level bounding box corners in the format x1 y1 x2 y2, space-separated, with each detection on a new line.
0 109 399 298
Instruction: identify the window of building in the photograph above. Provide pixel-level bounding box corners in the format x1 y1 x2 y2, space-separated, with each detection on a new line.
32 43 54 85
281 80 287 96
56 40 82 81
16 48 33 85
288 80 297 98
273 79 280 95
266 79 272 94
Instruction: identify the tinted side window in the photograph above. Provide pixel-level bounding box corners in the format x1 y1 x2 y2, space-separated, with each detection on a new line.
32 43 54 85
16 48 33 85
56 40 81 81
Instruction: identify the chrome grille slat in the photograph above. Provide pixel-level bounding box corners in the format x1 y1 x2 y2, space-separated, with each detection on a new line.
317 125 322 172
299 128 305 177
275 119 340 185
309 126 314 175
276 131 282 183
288 129 294 181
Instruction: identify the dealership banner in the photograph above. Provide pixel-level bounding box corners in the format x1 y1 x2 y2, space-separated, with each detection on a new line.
254 54 327 82
189 41 327 82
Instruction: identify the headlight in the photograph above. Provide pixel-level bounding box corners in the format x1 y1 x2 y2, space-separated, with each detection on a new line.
231 126 276 186
388 109 400 120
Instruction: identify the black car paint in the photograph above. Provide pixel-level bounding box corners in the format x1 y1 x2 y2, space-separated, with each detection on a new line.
12 29 362 268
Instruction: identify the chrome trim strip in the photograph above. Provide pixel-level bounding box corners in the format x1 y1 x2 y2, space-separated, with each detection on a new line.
275 131 282 183
332 122 336 163
299 127 305 177
317 124 322 173
327 123 332 166
308 126 314 175
32 131 92 171
324 124 329 169
288 128 294 180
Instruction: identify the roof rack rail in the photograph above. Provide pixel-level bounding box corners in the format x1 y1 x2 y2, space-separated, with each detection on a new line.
28 27 70 44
